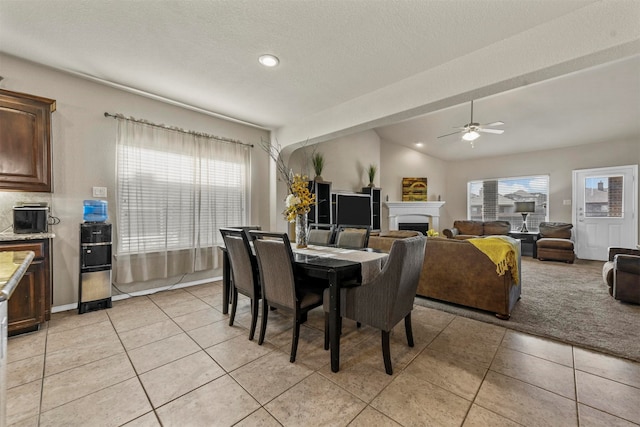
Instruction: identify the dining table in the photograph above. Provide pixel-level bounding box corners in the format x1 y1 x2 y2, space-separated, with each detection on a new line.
218 243 388 372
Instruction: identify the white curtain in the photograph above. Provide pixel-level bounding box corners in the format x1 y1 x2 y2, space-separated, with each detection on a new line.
114 117 250 283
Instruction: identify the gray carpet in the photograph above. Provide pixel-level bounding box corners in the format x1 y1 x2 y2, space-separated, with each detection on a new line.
414 257 640 362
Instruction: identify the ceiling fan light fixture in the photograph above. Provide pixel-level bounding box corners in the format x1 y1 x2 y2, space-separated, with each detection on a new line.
462 130 480 141
258 54 279 67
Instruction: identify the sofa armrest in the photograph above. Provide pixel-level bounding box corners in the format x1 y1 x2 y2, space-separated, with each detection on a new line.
614 254 640 275
608 247 640 262
442 228 459 239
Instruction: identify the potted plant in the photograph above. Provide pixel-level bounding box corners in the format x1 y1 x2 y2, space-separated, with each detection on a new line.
367 164 377 187
311 152 325 181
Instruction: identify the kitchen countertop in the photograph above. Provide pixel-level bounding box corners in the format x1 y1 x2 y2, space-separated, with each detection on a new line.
0 251 35 302
0 232 56 241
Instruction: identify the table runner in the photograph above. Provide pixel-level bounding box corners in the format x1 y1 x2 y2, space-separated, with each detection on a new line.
292 245 388 283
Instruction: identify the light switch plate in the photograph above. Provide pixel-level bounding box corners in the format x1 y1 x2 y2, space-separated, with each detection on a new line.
563 199 571 205
92 186 107 197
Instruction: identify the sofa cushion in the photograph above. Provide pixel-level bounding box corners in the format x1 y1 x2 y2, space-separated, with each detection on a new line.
484 221 511 235
539 222 572 239
537 238 575 250
453 220 484 236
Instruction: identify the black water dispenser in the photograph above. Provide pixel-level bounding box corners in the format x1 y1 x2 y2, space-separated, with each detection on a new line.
78 222 112 314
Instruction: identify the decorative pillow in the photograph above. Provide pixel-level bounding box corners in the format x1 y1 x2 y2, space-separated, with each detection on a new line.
484 221 511 235
453 220 483 236
539 222 573 239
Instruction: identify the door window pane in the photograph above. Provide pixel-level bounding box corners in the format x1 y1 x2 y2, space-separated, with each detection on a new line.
584 176 623 218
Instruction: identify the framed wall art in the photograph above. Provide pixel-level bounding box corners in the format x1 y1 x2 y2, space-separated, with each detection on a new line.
402 177 428 201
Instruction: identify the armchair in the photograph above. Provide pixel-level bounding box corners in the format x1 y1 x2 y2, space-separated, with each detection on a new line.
536 222 575 263
602 247 640 304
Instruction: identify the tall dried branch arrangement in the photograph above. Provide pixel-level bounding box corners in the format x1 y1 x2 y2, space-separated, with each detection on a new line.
260 138 294 193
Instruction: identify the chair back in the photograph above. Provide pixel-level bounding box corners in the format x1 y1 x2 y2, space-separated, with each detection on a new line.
358 236 426 330
335 224 371 248
250 231 297 309
226 225 261 239
220 227 259 298
308 223 335 246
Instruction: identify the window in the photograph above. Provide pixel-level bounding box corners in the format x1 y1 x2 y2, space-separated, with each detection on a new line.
116 118 250 256
584 176 623 218
468 175 549 231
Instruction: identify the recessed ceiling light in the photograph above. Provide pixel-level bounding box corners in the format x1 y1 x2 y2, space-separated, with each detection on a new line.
415 142 424 147
259 54 279 67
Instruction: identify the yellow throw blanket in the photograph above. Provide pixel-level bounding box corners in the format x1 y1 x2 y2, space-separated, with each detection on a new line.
468 237 519 284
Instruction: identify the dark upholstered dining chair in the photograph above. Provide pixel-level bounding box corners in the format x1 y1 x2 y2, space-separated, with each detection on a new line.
324 235 427 375
308 223 335 246
335 224 371 249
249 231 325 363
219 227 262 340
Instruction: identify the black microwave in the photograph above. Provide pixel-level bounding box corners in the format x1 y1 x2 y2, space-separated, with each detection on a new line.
13 206 49 234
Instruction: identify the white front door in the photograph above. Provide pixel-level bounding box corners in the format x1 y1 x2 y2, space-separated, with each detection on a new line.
573 165 638 261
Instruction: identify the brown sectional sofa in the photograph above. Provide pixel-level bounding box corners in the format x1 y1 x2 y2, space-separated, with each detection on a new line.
368 232 521 319
443 220 511 240
602 247 640 304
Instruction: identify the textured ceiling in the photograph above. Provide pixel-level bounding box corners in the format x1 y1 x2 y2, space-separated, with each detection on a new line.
1 0 639 160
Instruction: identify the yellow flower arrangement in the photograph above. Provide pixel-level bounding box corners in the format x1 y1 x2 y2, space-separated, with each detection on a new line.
427 229 439 237
284 174 316 222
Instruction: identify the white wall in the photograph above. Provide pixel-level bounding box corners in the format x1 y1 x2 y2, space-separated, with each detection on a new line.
0 54 270 307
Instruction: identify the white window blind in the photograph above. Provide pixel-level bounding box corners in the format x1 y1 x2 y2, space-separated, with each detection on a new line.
114 117 250 283
117 147 246 253
468 175 549 231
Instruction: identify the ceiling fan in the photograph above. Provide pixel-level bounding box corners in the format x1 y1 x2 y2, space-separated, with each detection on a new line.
437 100 504 147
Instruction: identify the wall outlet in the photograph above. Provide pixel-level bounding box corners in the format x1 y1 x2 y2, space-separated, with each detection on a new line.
563 199 571 205
92 186 107 198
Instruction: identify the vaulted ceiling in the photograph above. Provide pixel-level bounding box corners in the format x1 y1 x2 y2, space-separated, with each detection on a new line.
1 0 639 160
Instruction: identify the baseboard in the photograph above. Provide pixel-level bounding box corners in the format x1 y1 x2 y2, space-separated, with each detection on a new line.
51 276 223 314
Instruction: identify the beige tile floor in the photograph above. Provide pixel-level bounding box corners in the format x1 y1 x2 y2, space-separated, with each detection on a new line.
6 280 640 427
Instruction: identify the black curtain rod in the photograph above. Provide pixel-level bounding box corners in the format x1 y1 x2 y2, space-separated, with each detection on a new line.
104 112 254 148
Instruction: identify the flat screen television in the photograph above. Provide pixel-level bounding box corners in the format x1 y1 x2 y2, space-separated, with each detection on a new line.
333 193 371 227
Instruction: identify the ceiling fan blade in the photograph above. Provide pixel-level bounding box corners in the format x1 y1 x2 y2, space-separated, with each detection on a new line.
437 130 462 138
481 121 504 127
478 128 504 134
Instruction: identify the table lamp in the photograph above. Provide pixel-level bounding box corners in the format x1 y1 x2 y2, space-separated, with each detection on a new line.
514 201 536 232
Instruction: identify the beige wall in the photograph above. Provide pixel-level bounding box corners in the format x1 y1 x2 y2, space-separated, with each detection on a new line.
445 138 640 241
379 141 448 231
289 130 381 193
3 53 638 308
307 133 639 241
0 54 270 308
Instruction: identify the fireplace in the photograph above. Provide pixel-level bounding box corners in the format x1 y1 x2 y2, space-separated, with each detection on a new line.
399 222 430 235
384 201 445 231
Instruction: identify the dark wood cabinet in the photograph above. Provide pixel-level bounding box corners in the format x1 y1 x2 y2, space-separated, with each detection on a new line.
508 232 540 258
0 89 56 192
361 187 381 231
1 240 51 335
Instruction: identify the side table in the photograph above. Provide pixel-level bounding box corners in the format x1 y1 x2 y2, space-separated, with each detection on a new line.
508 231 540 258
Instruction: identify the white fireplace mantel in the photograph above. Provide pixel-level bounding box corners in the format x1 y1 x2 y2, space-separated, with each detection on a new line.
384 201 445 231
